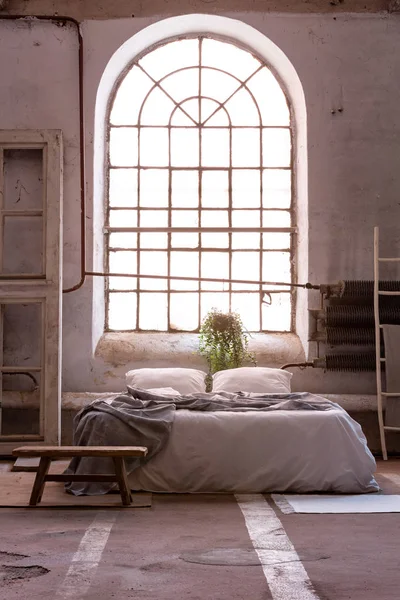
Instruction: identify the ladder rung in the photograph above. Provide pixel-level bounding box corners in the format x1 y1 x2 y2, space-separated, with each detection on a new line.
378 258 400 262
381 392 400 397
384 426 400 431
0 209 43 217
0 366 42 372
378 291 400 296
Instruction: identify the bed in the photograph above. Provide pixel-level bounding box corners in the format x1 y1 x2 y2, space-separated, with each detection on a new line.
65 367 379 496
128 406 378 494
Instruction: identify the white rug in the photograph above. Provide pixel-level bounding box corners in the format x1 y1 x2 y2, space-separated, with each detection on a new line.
272 493 400 514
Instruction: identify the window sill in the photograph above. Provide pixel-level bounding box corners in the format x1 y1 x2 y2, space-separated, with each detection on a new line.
95 332 305 368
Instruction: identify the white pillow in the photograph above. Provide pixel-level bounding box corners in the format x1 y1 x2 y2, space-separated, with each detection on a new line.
125 368 207 395
146 387 181 396
212 367 292 394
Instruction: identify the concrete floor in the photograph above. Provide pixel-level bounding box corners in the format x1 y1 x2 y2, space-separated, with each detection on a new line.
0 460 399 600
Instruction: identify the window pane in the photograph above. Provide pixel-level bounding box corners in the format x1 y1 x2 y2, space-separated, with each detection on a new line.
171 129 199 167
202 100 229 126
202 39 261 81
108 275 136 291
247 67 290 126
162 67 199 103
232 211 260 227
109 232 137 249
201 68 240 104
225 88 260 126
139 293 168 331
201 292 230 321
139 39 199 80
141 87 176 125
140 128 169 167
140 210 168 227
170 293 199 331
202 171 229 207
201 252 229 290
171 210 199 228
110 128 138 167
201 211 228 228
172 99 199 125
110 251 137 272
262 252 291 289
232 252 260 290
262 210 291 228
171 233 199 248
263 232 291 250
109 251 137 290
110 67 153 126
201 129 230 167
140 251 168 290
1 214 45 274
263 169 291 208
262 293 291 331
201 233 229 248
140 169 168 207
109 169 137 207
109 209 137 227
172 171 199 207
231 293 260 332
232 170 260 208
140 233 168 249
232 233 260 250
170 251 199 290
263 129 291 167
232 129 260 167
108 293 137 330
2 302 42 369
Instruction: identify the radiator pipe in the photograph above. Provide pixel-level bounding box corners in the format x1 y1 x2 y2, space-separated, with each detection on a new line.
280 361 315 370
0 15 325 295
0 14 86 294
283 355 378 372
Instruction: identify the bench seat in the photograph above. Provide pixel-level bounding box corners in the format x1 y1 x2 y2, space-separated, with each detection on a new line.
12 446 148 506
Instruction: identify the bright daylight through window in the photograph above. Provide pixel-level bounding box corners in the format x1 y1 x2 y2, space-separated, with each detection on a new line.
106 36 294 333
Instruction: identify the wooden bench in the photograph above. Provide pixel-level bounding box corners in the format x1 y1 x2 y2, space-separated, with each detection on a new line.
12 446 148 507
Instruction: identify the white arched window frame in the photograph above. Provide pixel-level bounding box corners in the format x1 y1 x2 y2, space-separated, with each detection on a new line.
93 16 308 345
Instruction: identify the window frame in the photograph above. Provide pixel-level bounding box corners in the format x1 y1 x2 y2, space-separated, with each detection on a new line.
104 34 297 334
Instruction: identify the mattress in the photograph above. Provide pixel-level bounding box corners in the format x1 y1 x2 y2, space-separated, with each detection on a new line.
128 406 379 494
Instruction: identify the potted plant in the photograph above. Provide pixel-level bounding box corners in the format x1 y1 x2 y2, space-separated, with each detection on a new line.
199 309 256 388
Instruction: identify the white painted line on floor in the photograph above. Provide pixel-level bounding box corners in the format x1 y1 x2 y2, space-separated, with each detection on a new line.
55 511 117 599
235 494 321 600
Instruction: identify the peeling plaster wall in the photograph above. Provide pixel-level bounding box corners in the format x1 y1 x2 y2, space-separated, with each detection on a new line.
0 13 400 396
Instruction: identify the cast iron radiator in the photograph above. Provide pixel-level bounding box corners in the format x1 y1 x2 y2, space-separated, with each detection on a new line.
309 280 400 372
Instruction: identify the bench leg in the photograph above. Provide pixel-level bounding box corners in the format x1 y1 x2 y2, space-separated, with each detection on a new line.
112 457 132 506
30 457 52 506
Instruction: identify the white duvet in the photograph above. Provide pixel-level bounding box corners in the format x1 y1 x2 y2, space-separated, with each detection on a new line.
128 405 379 494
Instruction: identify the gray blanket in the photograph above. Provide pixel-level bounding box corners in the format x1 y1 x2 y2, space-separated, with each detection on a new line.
65 388 337 496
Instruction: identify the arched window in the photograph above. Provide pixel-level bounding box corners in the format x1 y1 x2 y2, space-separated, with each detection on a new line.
105 35 294 333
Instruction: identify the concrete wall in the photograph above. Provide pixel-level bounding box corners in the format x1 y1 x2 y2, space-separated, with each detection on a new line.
0 12 400 396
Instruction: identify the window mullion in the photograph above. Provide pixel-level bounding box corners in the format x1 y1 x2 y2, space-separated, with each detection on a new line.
259 117 263 331
167 131 172 331
198 38 202 331
136 127 141 330
228 128 233 314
